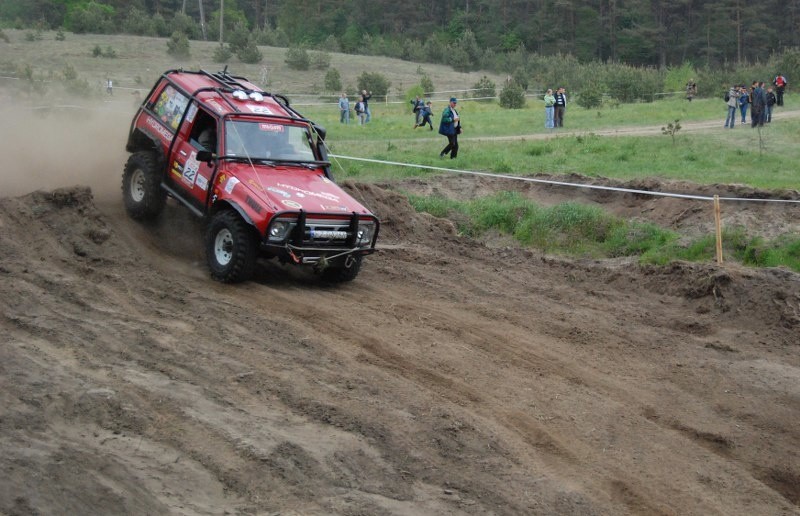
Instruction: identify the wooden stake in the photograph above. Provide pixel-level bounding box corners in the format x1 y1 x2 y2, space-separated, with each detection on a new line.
714 195 723 264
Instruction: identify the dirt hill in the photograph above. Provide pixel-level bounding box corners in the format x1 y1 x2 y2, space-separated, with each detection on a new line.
1 106 799 515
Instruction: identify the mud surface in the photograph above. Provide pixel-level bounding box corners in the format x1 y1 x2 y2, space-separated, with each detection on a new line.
1 106 799 515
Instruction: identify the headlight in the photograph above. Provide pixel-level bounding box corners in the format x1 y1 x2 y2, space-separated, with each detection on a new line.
268 219 293 241
356 222 374 245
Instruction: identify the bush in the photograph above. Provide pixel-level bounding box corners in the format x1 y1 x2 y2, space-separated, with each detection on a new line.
166 31 191 59
55 29 65 41
67 1 116 34
310 51 331 70
236 40 262 64
420 75 434 96
499 81 526 108
0 29 9 43
212 43 233 63
324 68 342 93
472 75 497 100
576 80 604 109
285 46 309 70
171 12 199 40
122 7 154 36
357 71 391 97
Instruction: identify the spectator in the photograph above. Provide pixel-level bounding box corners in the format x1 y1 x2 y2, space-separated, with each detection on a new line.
417 101 434 130
724 84 739 129
438 97 460 159
773 73 788 106
739 85 749 124
338 93 350 124
106 78 113 95
751 81 766 128
543 88 555 129
554 87 567 128
411 95 424 128
685 80 697 101
354 96 367 125
361 90 372 123
766 86 777 123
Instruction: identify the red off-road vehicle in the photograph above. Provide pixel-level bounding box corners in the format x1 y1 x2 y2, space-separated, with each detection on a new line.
122 69 379 283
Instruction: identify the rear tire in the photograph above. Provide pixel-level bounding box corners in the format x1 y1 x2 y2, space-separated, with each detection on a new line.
122 151 166 220
205 210 258 283
321 254 362 283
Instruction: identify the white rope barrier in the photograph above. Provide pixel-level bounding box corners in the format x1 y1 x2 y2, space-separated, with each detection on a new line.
329 154 800 204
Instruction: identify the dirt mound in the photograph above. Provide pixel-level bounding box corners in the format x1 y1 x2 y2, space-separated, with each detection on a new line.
394 173 800 240
2 180 799 515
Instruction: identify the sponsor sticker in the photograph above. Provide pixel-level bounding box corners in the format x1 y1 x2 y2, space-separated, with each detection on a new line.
182 152 200 187
224 177 240 194
281 199 302 209
195 174 209 191
276 182 340 202
267 186 290 198
259 123 284 132
145 116 174 142
320 204 349 212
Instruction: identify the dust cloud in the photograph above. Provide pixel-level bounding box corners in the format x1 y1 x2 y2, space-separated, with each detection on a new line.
0 95 135 202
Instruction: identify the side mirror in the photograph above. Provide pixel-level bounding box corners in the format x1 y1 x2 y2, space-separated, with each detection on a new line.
196 150 215 163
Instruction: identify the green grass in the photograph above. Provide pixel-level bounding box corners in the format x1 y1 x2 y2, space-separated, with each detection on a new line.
409 192 800 272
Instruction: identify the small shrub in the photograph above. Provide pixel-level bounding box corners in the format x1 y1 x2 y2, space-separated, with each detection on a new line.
661 119 682 144
357 71 391 97
166 31 191 59
236 40 262 64
102 46 117 58
499 81 526 109
324 68 342 93
285 46 310 70
92 44 102 57
472 75 496 101
212 44 233 63
55 29 65 41
420 75 434 96
310 51 331 70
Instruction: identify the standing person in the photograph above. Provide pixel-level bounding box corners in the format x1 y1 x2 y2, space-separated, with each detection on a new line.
354 96 366 125
438 97 460 159
554 87 566 128
724 84 739 129
773 73 788 106
411 95 424 128
361 89 372 123
106 78 113 95
685 80 697 101
766 86 777 123
417 101 434 130
739 85 749 124
338 93 350 124
543 88 555 129
751 81 766 128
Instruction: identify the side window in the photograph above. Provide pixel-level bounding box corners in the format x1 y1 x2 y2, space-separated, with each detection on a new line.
149 84 189 132
188 108 218 153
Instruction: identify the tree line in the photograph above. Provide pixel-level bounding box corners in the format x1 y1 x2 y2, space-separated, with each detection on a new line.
3 0 800 69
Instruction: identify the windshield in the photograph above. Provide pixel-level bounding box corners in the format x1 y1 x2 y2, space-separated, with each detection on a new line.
224 120 316 161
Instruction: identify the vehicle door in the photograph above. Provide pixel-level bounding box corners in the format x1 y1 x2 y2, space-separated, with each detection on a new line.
166 102 218 212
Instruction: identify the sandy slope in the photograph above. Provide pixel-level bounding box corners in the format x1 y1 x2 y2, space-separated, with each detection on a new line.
0 105 799 515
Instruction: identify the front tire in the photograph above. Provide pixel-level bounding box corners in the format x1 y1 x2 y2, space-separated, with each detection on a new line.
321 254 362 283
205 210 258 283
122 151 166 220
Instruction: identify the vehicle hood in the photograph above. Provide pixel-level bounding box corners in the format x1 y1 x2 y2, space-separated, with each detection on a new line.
221 163 373 215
